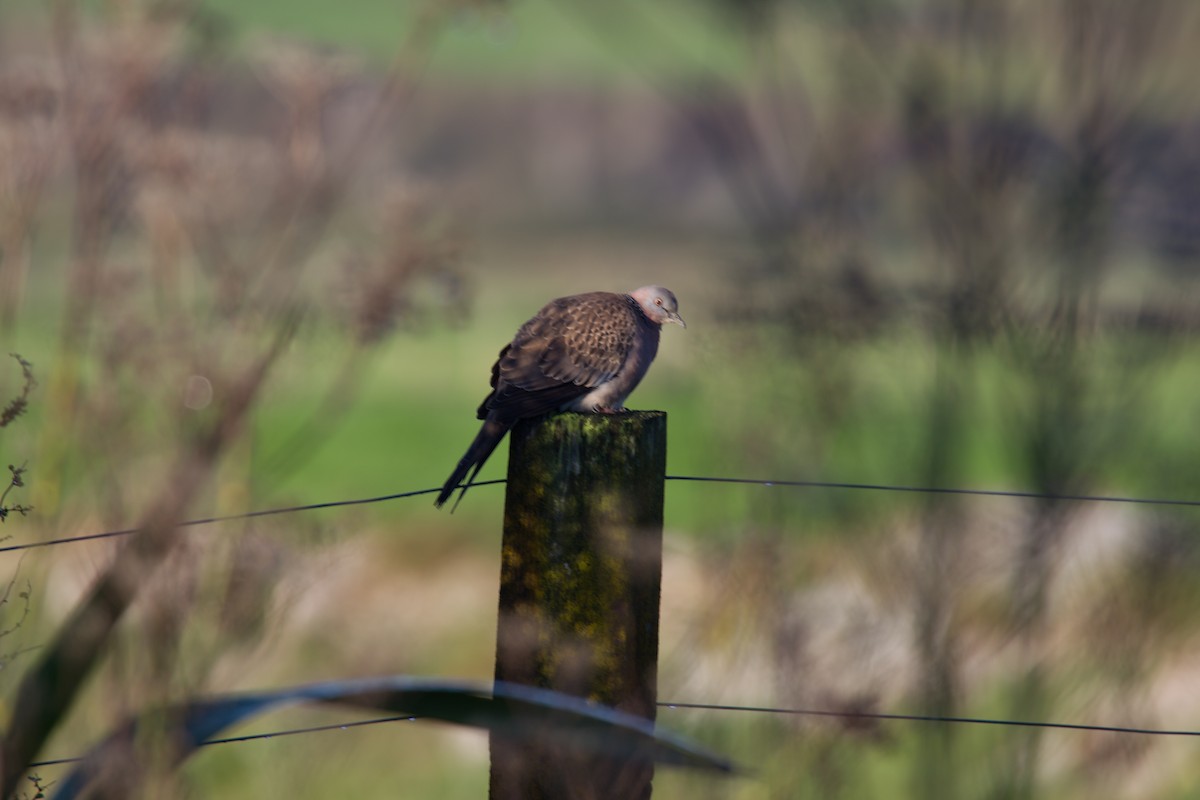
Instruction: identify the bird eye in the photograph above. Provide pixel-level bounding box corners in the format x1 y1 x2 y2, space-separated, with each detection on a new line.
655 298 663 306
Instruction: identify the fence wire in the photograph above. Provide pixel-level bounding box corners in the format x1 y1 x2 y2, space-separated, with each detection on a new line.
3 474 1199 556
13 471 1200 770
28 698 1200 770
10 471 1200 771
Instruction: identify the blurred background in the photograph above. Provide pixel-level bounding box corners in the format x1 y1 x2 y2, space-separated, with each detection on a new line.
1 0 1200 796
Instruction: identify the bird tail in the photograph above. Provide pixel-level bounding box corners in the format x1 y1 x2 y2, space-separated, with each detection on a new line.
435 419 511 511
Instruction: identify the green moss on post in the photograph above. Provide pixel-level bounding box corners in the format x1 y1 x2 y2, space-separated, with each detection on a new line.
490 411 666 800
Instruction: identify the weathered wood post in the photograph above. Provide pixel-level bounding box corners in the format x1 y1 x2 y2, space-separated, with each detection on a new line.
490 411 666 800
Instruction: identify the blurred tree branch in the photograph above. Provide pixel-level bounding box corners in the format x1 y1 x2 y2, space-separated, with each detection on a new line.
0 356 34 431
0 317 295 796
0 0 463 791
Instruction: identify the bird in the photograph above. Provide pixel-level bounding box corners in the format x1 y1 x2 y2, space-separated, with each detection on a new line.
436 285 685 510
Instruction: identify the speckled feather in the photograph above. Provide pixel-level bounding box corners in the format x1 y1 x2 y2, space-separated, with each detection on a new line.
437 286 682 510
478 292 647 422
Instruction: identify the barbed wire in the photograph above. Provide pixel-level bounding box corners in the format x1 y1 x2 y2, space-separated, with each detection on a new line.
2 474 1198 556
27 698 1200 769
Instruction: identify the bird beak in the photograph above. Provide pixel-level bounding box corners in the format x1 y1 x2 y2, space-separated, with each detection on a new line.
668 312 686 329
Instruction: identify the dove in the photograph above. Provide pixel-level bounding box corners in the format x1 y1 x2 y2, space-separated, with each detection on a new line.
436 286 685 510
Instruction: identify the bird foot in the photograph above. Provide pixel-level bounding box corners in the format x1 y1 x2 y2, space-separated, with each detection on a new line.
595 405 625 415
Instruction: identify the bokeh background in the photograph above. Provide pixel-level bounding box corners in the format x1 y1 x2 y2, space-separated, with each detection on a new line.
2 0 1200 796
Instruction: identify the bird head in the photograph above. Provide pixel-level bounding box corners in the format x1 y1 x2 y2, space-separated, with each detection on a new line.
630 286 686 329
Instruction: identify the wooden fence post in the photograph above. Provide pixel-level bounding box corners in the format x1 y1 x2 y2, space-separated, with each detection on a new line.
490 411 666 800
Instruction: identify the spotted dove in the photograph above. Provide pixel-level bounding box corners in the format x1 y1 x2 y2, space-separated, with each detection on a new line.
436 286 685 510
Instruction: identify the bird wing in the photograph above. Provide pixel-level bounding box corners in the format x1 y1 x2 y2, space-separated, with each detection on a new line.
477 293 639 422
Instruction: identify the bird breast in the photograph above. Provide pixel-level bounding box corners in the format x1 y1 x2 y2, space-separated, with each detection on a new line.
564 316 661 412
